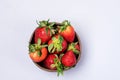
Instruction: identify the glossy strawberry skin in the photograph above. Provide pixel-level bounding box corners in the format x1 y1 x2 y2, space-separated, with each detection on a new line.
29 47 48 62
43 54 57 70
60 26 75 42
34 27 51 44
61 50 76 67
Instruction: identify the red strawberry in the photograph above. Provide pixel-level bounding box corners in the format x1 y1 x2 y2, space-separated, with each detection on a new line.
29 39 48 62
44 54 57 70
34 20 55 44
35 27 51 44
61 50 76 67
68 42 80 54
44 54 63 76
59 20 75 42
48 35 67 54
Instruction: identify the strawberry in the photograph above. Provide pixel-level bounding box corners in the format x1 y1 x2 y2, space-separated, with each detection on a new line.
44 54 63 76
43 54 57 70
59 20 75 42
61 50 76 67
68 42 80 54
48 35 67 54
29 39 48 62
35 19 55 44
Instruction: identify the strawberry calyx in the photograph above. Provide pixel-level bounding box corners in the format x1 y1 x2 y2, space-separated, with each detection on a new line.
48 35 63 53
68 42 80 54
29 38 48 56
36 19 49 27
59 20 71 32
62 20 71 26
36 19 56 36
50 54 63 76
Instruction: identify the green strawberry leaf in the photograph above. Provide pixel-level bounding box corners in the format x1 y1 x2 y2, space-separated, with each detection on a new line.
38 19 49 27
56 36 63 52
39 21 47 27
49 22 55 28
52 35 63 52
54 57 63 76
45 27 49 35
56 61 63 76
51 47 56 53
59 26 66 32
37 51 41 56
68 42 80 54
47 21 55 36
48 43 54 53
29 45 35 52
59 20 71 32
58 35 63 43
57 46 62 52
62 20 71 26
41 44 48 48
29 38 48 54
37 38 41 45
73 49 80 54
50 30 52 36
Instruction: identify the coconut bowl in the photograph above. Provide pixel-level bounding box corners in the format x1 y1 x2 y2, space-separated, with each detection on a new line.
29 22 81 72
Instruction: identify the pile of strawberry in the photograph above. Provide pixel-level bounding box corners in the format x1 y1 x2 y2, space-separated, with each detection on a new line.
29 19 80 76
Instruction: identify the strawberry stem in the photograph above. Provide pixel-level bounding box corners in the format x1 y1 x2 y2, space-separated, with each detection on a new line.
53 55 63 76
56 61 63 76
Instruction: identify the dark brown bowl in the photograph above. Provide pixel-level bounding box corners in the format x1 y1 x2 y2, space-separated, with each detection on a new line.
29 23 81 72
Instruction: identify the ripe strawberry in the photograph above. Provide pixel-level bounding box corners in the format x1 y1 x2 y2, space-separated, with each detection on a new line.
29 39 48 62
59 20 75 42
48 35 67 54
44 54 63 76
34 19 55 44
29 48 47 62
68 42 80 54
61 50 76 67
35 27 51 44
43 54 57 70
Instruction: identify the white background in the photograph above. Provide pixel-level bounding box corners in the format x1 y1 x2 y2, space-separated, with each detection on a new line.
0 0 120 80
